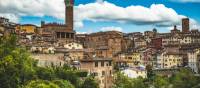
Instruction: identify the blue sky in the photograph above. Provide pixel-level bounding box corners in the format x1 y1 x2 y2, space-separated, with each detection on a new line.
1 0 199 33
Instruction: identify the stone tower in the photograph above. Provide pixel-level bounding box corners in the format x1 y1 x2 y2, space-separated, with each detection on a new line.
182 18 190 33
65 0 74 30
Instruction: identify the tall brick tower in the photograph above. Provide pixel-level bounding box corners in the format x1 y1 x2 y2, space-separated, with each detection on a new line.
65 0 74 30
182 18 190 33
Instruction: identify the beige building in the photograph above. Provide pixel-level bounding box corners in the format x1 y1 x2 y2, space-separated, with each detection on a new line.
32 53 65 67
30 46 55 54
134 38 147 48
61 42 84 61
85 31 123 58
16 24 37 34
80 58 113 88
157 52 183 69
113 52 141 68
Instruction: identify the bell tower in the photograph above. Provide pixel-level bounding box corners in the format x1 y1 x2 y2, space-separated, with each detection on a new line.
65 0 74 30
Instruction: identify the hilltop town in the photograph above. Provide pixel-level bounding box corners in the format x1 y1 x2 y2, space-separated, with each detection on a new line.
1 0 200 88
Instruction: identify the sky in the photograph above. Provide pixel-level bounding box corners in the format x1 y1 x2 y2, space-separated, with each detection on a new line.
0 0 200 33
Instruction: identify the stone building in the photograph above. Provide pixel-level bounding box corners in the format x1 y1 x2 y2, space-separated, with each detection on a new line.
32 53 65 67
150 38 162 50
85 31 123 58
55 47 84 63
134 38 147 48
80 57 113 88
62 42 84 61
140 48 157 67
121 35 134 52
39 0 75 43
76 34 88 47
41 22 75 43
0 17 16 36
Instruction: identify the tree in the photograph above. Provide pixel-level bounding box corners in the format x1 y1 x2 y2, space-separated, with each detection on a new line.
55 67 81 87
153 75 170 88
0 35 37 88
53 80 75 88
81 76 99 88
171 68 200 88
36 67 57 80
146 64 154 80
24 80 59 88
113 72 147 88
0 34 95 88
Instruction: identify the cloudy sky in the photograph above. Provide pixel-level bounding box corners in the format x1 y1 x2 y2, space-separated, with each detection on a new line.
0 0 199 33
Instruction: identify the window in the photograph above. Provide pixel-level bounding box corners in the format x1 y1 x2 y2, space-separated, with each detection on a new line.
101 61 104 67
106 63 109 66
109 61 112 66
102 71 105 76
94 72 98 76
95 61 98 67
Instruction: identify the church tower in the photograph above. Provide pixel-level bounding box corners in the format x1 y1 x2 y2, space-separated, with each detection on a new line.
65 0 74 30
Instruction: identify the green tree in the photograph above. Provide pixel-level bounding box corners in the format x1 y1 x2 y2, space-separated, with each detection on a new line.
36 67 57 80
24 80 59 88
171 68 200 88
55 67 81 87
53 80 75 88
0 35 37 88
113 72 147 88
81 76 99 88
146 64 154 80
153 75 170 88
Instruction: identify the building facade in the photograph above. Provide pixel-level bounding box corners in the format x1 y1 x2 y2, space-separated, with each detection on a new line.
80 58 113 88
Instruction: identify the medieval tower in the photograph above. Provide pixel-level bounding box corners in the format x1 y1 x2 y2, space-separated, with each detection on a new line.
182 18 190 33
65 0 74 30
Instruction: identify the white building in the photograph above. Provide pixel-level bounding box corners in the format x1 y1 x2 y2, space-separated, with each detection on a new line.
64 42 83 49
187 49 200 74
122 66 147 78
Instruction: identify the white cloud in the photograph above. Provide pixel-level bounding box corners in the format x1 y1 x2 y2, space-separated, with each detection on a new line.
0 0 65 22
165 18 199 31
96 0 103 3
100 26 123 32
75 1 189 28
0 13 19 22
0 0 199 30
189 19 200 29
76 31 87 34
